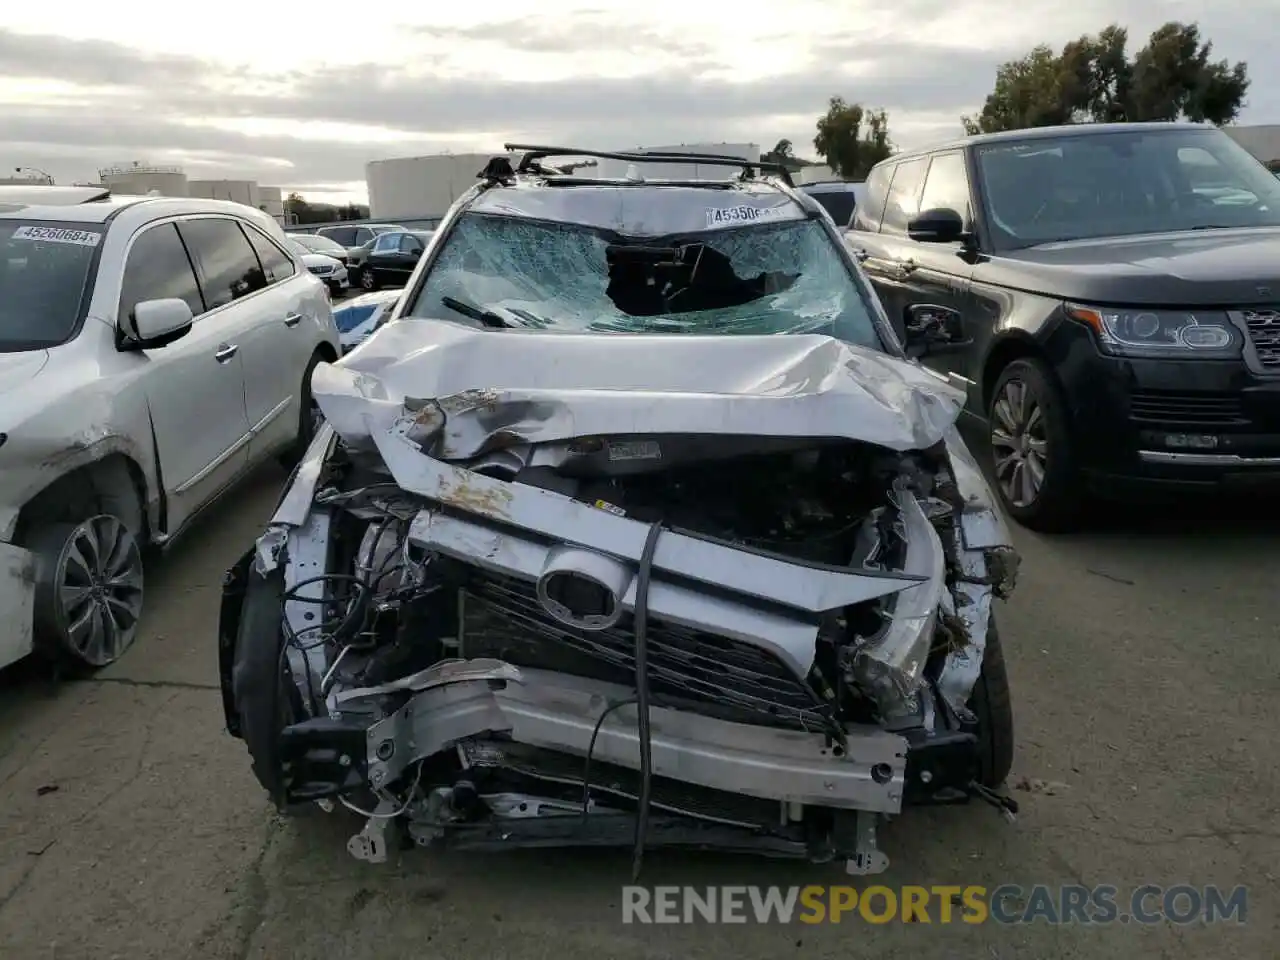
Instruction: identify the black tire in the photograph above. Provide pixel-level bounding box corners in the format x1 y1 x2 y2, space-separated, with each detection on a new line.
277 351 325 468
967 612 1014 788
987 356 1084 532
231 565 302 806
359 267 378 291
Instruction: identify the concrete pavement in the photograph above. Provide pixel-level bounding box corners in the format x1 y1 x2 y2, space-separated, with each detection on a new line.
0 463 1275 959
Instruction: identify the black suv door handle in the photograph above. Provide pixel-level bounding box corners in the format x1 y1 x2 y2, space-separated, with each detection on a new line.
284 313 303 327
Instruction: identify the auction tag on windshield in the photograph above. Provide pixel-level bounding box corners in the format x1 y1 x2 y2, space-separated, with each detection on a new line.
10 225 102 247
704 205 790 228
607 439 662 462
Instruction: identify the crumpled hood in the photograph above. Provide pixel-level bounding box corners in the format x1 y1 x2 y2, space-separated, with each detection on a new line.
312 319 964 458
0 350 49 400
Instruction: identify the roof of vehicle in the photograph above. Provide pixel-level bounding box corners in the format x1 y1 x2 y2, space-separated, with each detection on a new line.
886 121 1219 164
455 145 816 232
319 223 404 231
0 190 285 228
798 180 866 192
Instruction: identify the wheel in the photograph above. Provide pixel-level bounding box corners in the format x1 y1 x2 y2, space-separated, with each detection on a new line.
967 612 1014 788
231 565 299 805
987 357 1083 531
28 514 145 669
359 267 378 291
277 351 326 468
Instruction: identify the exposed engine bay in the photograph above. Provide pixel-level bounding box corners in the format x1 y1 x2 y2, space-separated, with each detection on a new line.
218 324 1020 875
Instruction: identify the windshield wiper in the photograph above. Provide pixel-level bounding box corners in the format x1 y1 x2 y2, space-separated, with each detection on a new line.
441 296 518 328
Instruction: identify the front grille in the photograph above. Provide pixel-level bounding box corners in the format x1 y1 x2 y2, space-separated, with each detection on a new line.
460 571 828 730
1129 390 1246 426
308 265 334 276
1241 308 1280 368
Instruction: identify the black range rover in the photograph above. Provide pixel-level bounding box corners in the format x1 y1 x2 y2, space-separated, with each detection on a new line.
848 122 1280 531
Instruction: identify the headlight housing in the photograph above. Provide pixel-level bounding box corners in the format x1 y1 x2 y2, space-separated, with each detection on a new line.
1067 304 1242 359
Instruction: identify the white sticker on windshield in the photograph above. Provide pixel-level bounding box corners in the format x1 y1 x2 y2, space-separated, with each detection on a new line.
704 205 791 228
10 225 103 247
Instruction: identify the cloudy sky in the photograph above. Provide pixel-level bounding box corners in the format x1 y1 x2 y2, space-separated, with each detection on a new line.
0 2 1273 204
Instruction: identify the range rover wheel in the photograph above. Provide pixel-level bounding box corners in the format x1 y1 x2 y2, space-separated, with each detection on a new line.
967 612 1014 788
30 514 145 668
359 267 378 291
987 357 1083 532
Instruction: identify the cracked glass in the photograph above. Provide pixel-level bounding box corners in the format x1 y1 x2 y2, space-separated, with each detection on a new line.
407 213 883 349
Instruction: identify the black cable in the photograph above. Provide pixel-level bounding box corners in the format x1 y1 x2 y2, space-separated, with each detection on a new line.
631 521 665 882
580 696 638 827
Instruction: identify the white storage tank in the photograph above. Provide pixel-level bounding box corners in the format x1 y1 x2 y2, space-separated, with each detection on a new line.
366 153 516 219
99 162 188 197
257 186 284 218
189 179 261 208
1223 124 1280 167
593 142 761 180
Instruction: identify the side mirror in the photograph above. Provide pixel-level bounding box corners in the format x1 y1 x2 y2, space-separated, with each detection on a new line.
903 303 970 358
122 298 193 349
907 207 966 244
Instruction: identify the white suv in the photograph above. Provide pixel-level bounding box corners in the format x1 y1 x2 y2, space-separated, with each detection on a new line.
0 185 340 672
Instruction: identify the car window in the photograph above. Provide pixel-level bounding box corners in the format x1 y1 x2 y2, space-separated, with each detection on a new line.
177 218 267 310
975 127 1280 250
320 227 355 247
918 152 971 221
354 228 374 246
809 192 857 228
0 220 104 350
243 226 296 284
398 233 423 254
373 233 401 254
879 158 929 234
118 223 204 323
852 164 893 232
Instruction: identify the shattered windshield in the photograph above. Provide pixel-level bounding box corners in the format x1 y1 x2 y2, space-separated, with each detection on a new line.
406 212 883 349
0 220 100 352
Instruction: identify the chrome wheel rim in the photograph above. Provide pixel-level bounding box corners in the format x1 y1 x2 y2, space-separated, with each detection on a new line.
54 515 144 666
991 379 1048 509
360 269 374 290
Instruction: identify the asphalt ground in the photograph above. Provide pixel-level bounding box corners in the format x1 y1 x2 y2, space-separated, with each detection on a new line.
0 450 1276 959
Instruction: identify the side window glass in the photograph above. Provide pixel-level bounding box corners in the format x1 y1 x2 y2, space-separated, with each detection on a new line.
398 234 422 254
355 229 374 247
880 157 929 234
373 233 399 253
322 228 351 247
918 152 972 221
118 223 204 322
243 226 296 284
177 218 267 310
852 164 893 232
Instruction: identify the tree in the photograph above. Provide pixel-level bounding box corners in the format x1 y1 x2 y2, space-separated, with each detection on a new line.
813 99 894 179
962 21 1249 134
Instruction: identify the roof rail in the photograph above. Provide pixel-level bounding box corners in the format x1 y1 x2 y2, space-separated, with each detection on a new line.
503 144 796 187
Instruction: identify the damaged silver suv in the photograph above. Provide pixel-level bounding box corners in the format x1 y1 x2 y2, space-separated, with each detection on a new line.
218 145 1021 875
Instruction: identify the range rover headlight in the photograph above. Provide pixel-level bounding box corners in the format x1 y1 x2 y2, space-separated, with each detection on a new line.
1067 304 1242 359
